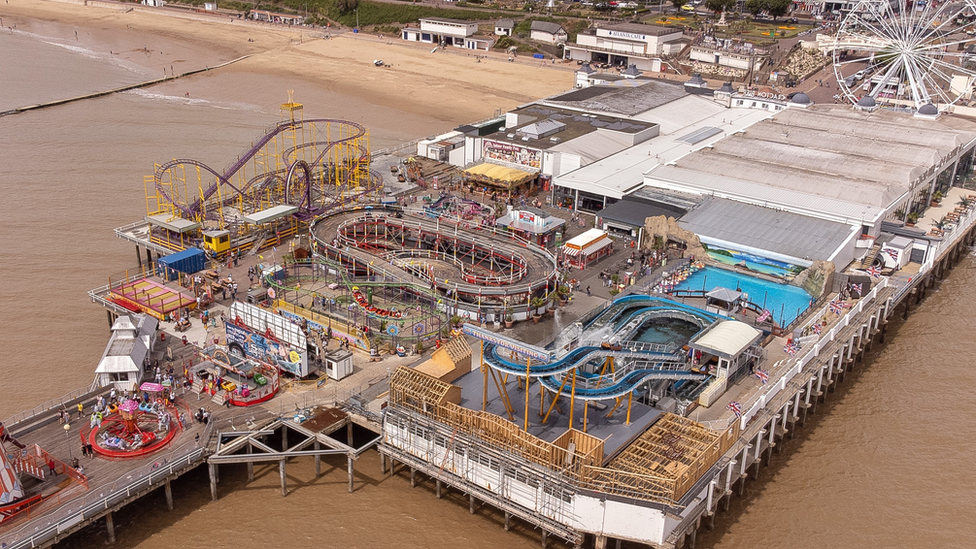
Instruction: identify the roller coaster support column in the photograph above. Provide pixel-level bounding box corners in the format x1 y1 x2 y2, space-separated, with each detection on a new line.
523 357 532 432
539 378 545 419
542 373 570 424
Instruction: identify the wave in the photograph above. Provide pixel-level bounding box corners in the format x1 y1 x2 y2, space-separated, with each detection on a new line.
10 28 157 78
120 88 264 112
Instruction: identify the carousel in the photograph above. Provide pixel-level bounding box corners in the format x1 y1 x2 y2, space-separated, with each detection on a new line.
86 388 180 459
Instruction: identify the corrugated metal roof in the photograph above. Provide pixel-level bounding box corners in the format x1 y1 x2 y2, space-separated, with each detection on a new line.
599 197 686 228
678 198 856 262
531 21 565 34
649 164 883 222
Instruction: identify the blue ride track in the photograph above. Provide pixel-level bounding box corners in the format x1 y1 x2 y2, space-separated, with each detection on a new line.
481 296 725 401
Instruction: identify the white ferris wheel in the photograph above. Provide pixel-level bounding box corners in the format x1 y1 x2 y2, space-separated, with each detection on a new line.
833 0 976 112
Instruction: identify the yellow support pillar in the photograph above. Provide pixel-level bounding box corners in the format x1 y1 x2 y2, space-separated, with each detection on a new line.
625 390 633 425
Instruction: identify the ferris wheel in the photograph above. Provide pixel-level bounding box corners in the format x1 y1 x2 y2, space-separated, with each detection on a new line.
832 0 976 111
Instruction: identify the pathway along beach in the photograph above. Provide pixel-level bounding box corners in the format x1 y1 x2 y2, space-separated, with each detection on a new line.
0 1 974 548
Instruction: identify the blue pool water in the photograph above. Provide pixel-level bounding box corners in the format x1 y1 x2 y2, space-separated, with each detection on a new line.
633 318 702 345
675 267 813 326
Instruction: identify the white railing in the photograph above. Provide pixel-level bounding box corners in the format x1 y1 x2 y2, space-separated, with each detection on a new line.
738 278 889 430
1 386 107 430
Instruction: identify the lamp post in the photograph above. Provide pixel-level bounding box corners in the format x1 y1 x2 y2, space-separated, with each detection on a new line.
63 423 73 459
355 8 359 30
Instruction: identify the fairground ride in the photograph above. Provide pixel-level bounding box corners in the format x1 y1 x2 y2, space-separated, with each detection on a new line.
144 93 381 255
833 0 976 111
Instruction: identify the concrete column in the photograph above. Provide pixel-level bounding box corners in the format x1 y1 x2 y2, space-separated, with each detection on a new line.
105 511 116 544
209 463 218 501
541 530 548 548
280 459 287 497
164 478 174 511
410 467 417 487
595 535 607 549
146 248 153 266
469 493 476 514
688 527 698 549
136 245 142 267
388 458 395 477
436 479 442 499
615 539 622 549
380 452 387 475
504 511 511 531
347 456 355 493
314 440 321 477
347 421 354 446
282 426 288 451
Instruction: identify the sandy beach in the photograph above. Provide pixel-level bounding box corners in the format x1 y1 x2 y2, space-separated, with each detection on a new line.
2 0 574 132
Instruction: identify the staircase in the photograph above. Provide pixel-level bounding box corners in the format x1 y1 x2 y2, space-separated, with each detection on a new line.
860 243 882 269
247 230 270 257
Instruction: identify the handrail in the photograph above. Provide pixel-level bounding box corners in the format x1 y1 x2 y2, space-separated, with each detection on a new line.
2 386 107 430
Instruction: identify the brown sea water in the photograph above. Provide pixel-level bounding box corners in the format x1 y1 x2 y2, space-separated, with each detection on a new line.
1 17 974 549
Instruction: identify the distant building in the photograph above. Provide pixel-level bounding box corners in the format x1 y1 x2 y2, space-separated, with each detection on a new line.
529 21 568 44
94 315 158 392
402 17 494 51
495 18 515 36
565 22 683 71
140 0 166 6
250 9 305 25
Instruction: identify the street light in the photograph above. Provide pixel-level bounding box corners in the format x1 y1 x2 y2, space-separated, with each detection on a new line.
63 422 73 459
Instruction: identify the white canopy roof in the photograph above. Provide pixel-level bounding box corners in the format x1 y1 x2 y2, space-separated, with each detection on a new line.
690 320 761 360
243 205 299 225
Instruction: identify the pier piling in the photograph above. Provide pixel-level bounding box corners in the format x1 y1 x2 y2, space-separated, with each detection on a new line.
164 478 174 511
347 456 355 493
105 511 116 545
280 459 288 496
209 463 218 501
314 441 321 477
436 479 443 499
469 493 476 514
504 511 511 531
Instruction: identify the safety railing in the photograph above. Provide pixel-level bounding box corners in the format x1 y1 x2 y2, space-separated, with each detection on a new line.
737 278 890 430
2 387 108 431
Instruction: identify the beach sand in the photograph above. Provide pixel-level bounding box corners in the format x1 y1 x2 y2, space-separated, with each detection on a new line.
2 0 575 137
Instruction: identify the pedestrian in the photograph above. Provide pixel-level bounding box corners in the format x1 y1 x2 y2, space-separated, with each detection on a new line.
76 402 84 419
48 459 57 475
586 285 591 297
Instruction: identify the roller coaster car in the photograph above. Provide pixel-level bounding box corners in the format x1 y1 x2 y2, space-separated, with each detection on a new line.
600 342 622 351
220 380 237 393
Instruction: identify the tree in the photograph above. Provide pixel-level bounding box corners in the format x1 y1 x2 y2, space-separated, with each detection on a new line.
336 0 359 13
705 0 736 15
745 0 763 16
766 0 791 19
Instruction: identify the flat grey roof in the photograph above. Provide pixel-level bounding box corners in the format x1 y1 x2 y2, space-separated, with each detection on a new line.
420 17 475 24
543 80 687 117
146 214 200 234
485 105 655 151
678 197 855 262
599 197 686 229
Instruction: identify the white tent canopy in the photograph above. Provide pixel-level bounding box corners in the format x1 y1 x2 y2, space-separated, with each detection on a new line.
690 320 761 360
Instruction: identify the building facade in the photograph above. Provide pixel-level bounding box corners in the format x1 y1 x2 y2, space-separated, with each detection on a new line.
565 23 683 71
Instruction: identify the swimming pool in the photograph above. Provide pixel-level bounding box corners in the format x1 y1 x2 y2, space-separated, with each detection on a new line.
675 267 813 326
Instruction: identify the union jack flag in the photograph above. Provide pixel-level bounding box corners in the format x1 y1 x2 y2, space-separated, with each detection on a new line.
727 400 742 418
849 283 862 294
813 323 822 334
755 369 769 384
784 344 797 357
884 248 899 261
829 300 843 315
867 265 882 278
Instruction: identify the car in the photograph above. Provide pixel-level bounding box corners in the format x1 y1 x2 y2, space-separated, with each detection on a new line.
220 380 237 393
681 4 695 10
855 69 867 80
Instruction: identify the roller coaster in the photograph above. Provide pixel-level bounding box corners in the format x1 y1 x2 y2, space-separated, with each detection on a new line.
310 204 558 310
144 96 380 254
